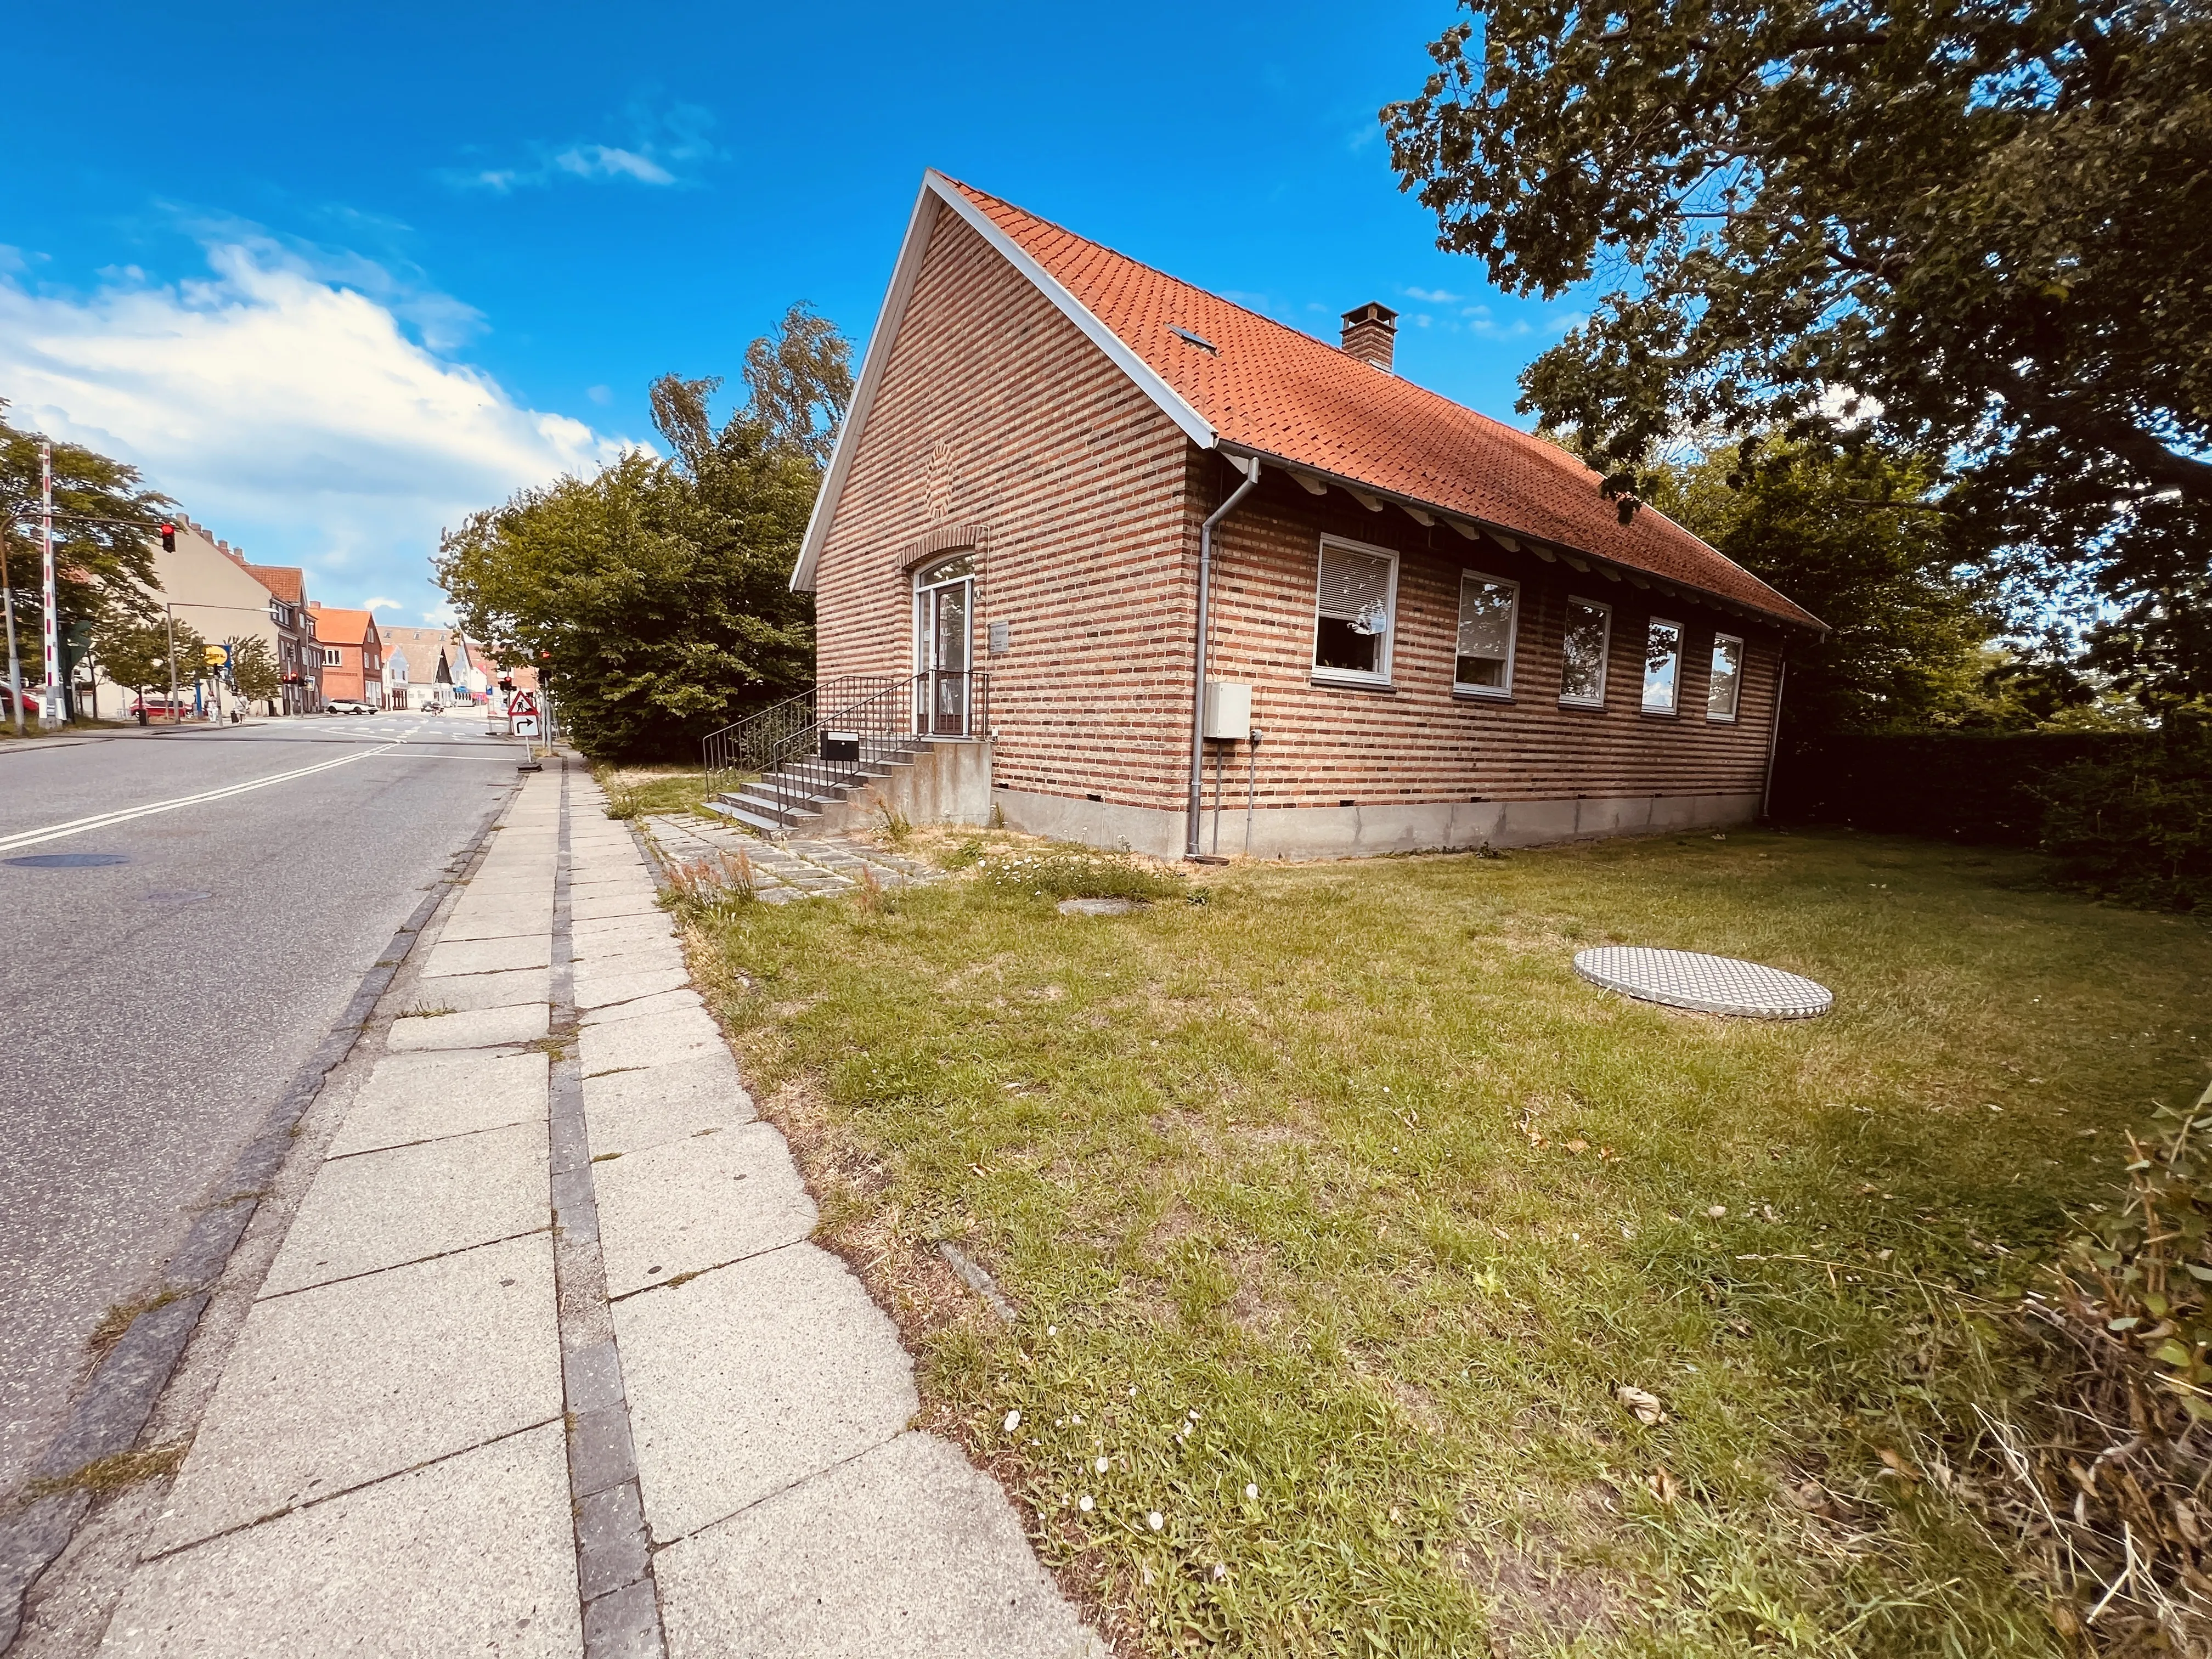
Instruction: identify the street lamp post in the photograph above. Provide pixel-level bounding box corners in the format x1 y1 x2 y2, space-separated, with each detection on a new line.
39 442 59 730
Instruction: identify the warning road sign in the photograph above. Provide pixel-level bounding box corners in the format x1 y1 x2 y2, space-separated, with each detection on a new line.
508 690 540 739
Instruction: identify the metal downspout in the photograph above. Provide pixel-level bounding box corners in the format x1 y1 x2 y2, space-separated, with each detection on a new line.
1759 648 1790 821
1186 454 1263 857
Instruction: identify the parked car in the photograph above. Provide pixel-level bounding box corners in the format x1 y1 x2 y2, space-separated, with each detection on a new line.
323 699 375 715
131 697 198 722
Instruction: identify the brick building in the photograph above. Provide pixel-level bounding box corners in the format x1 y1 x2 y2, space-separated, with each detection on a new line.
791 173 1824 860
304 606 383 708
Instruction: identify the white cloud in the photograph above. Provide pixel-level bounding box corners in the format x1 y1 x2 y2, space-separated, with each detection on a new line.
555 146 673 185
450 103 717 193
363 595 403 611
0 235 641 613
1406 286 1464 303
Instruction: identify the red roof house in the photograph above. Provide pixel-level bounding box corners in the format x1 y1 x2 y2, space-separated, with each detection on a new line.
782 171 1822 859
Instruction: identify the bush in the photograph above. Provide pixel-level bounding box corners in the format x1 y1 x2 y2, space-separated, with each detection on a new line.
970 847 1187 903
2040 729 2212 911
1771 731 2163 843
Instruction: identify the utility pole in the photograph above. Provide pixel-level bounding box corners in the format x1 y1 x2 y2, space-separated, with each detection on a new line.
39 442 59 729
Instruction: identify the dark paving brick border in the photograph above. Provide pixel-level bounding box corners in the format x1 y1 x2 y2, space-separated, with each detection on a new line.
0 785 521 1651
549 763 668 1659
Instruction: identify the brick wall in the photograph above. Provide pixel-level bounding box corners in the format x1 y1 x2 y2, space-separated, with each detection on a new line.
1199 471 1784 810
812 204 1195 812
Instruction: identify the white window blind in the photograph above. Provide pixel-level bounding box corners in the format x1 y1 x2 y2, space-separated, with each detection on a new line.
1312 542 1395 680
1455 574 1517 692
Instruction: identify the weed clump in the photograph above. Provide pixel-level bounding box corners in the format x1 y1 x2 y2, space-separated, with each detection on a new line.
665 848 758 919
971 847 1186 903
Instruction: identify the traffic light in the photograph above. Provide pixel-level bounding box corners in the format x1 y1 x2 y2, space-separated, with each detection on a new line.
160 524 177 552
499 676 514 692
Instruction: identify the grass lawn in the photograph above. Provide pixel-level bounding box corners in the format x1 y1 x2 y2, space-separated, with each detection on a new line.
678 827 2211 1656
594 763 716 820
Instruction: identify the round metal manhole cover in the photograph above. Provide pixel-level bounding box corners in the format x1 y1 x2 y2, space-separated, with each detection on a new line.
1572 946 1833 1020
5 851 129 869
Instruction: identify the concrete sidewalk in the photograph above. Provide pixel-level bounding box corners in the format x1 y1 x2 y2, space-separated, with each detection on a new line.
95 764 1100 1657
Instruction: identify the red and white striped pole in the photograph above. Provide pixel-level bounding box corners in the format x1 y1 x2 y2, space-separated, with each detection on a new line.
40 442 60 729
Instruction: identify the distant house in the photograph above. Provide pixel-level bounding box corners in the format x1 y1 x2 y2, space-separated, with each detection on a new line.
786 173 1823 859
237 556 321 714
306 606 384 707
377 626 459 710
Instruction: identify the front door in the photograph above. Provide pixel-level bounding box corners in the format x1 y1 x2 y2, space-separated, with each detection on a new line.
914 554 973 736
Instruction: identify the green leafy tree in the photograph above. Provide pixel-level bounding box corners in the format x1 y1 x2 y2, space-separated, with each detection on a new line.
94 614 205 713
1384 0 2212 712
437 306 839 758
1646 438 2007 735
225 635 281 703
0 402 170 644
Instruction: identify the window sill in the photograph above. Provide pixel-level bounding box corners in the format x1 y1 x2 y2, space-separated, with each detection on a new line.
1453 688 1513 702
1640 707 1679 718
1706 714 1740 725
1558 697 1606 711
1311 673 1395 692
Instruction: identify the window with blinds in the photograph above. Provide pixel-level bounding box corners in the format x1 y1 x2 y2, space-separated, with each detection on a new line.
1312 539 1397 682
1559 598 1611 706
1454 573 1519 694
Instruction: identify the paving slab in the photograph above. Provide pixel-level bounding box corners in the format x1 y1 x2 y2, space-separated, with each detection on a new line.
423 933 553 978
406 965 551 1014
573 937 687 981
154 1235 560 1550
569 877 657 904
655 1431 1103 1659
439 904 557 944
595 1123 815 1297
106 1424 579 1659
574 964 693 1012
580 987 703 1028
328 1049 549 1157
572 912 674 946
386 1001 549 1053
614 1243 916 1542
582 1052 754 1157
579 1006 723 1077
262 1122 548 1295
572 891 663 922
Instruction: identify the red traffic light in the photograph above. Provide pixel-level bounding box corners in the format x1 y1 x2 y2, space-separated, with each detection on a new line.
159 523 177 552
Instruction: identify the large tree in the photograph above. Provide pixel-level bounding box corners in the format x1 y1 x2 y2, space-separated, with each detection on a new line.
0 403 169 646
1383 0 2212 714
436 306 844 758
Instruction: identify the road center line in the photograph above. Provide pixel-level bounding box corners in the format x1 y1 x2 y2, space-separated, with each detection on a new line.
0 741 405 854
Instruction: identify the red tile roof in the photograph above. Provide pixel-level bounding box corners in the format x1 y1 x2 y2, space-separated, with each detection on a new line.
943 178 1820 630
306 605 374 647
244 564 304 605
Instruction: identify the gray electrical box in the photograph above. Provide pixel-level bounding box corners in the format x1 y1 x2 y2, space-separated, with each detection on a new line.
1203 680 1251 741
988 620 1010 655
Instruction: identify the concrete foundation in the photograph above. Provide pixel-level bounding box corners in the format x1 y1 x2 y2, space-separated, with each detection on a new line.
990 785 1762 861
812 740 994 838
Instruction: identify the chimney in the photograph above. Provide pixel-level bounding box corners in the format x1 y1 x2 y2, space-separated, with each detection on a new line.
1340 302 1398 371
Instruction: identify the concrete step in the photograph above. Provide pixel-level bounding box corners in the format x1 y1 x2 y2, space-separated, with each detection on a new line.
706 795 818 833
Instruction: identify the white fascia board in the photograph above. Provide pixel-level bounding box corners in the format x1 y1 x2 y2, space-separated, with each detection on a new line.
790 180 946 592
923 173 1217 452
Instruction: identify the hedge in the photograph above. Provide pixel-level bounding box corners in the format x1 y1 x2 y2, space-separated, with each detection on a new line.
1768 732 2167 844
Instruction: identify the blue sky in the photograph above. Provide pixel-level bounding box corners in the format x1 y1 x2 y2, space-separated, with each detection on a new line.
1 1 1587 624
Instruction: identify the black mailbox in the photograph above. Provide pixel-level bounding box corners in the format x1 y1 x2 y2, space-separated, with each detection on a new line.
821 730 861 764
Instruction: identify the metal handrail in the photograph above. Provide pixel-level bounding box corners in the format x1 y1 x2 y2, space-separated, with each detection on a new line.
701 670 991 830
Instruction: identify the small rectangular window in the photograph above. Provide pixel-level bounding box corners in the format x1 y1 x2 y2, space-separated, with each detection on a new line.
1642 618 1681 713
321 647 342 667
1559 598 1611 706
1312 539 1397 684
1454 572 1519 696
1708 634 1745 721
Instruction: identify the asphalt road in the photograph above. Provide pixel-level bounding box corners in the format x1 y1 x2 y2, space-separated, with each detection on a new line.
0 712 528 1495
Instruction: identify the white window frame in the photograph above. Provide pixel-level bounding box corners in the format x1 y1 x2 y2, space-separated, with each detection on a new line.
1708 632 1746 723
1558 596 1612 708
1452 569 1520 699
1310 535 1400 689
1641 616 1683 715
320 646 342 667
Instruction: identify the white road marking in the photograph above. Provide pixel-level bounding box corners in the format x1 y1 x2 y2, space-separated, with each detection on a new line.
0 741 406 855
